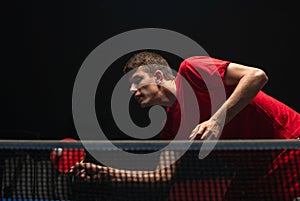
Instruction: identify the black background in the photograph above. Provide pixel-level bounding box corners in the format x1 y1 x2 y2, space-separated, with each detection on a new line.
1 0 298 140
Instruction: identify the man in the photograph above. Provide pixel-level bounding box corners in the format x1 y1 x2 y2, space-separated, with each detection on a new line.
71 51 300 200
123 51 300 140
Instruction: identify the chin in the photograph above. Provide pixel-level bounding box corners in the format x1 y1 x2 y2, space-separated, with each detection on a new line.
140 101 151 108
140 103 147 108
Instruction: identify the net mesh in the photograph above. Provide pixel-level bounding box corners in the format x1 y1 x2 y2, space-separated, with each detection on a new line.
0 140 299 201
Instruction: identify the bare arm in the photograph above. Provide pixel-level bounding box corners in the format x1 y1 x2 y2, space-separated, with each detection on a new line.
190 62 268 140
216 62 268 124
70 164 174 201
70 150 177 199
72 162 174 186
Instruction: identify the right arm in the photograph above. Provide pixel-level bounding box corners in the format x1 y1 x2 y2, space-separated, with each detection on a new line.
71 161 175 187
70 150 177 199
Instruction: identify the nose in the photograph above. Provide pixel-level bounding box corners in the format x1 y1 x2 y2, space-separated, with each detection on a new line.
130 83 137 94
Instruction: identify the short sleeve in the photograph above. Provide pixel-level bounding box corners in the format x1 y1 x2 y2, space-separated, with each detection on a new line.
181 56 230 79
177 56 231 89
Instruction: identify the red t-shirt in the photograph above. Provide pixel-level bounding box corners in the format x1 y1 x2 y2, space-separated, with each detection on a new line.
160 56 300 140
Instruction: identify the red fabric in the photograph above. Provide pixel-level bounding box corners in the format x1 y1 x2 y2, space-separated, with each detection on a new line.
160 56 300 140
168 150 300 201
160 56 300 200
220 149 300 201
259 149 300 200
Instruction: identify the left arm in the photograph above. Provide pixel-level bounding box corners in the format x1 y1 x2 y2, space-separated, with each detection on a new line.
189 62 269 140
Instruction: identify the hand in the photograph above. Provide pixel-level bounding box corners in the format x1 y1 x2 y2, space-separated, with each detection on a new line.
70 162 104 182
189 118 222 140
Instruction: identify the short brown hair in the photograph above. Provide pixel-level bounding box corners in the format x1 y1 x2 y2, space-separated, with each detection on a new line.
123 51 174 80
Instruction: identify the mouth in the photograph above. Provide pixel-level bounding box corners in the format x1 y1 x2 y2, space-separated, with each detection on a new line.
134 95 143 103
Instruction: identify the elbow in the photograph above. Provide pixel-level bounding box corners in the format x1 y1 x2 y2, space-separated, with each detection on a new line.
254 68 269 88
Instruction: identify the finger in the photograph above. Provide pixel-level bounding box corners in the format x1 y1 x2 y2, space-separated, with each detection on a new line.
189 131 196 140
190 125 206 140
189 125 200 140
79 169 91 179
197 125 206 137
191 126 199 134
80 172 86 178
80 169 86 175
70 164 83 173
69 165 78 173
190 131 203 140
200 129 211 140
74 169 85 177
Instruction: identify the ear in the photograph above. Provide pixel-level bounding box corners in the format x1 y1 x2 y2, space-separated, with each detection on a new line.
154 70 164 85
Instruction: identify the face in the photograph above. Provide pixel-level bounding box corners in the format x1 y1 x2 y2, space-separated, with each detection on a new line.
129 67 160 108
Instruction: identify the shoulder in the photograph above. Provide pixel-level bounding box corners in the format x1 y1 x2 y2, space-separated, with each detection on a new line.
179 56 231 77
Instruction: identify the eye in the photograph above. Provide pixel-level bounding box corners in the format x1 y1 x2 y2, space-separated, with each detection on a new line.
132 77 142 84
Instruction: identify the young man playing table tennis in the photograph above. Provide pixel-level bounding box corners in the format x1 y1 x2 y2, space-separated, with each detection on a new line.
71 51 300 200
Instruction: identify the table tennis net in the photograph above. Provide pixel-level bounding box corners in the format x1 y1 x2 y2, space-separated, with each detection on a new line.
0 140 299 201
